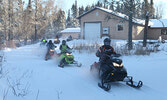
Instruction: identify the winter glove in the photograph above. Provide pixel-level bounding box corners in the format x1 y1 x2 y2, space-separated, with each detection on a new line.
100 53 108 59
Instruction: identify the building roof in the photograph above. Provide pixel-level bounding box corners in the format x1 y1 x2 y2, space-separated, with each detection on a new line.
149 19 167 28
60 28 80 33
78 7 146 25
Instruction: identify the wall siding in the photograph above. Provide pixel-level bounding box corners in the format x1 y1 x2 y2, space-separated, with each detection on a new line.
80 9 145 40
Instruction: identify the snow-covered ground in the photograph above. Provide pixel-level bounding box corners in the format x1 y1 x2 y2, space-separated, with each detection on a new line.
0 39 167 100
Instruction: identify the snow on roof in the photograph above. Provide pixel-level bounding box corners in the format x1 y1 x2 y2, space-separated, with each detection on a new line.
78 7 146 25
97 7 147 25
60 28 80 33
149 19 167 28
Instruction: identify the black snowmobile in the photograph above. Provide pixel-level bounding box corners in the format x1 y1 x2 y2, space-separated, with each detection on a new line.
45 47 55 61
90 54 143 91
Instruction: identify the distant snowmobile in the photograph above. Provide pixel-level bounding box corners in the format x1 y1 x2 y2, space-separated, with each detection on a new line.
55 49 82 68
90 54 143 91
54 38 60 44
45 47 55 60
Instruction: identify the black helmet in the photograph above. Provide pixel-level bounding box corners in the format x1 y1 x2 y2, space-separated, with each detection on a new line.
62 40 66 45
49 40 52 43
104 38 111 46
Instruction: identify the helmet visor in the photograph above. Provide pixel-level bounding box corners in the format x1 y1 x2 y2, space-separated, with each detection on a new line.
104 41 110 46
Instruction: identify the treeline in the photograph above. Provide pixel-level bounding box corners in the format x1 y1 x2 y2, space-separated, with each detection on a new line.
0 0 66 47
67 0 162 28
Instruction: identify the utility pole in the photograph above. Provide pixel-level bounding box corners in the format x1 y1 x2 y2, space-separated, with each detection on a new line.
143 12 149 47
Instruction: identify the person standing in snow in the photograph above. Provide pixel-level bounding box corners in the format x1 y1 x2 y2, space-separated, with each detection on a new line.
96 38 116 80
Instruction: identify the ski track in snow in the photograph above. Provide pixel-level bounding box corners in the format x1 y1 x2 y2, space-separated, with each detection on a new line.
0 42 167 100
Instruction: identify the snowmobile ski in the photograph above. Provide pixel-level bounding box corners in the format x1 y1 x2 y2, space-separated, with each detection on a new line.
125 76 143 88
98 82 111 91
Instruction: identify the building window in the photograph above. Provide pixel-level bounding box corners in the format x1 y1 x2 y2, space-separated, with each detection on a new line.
96 11 99 16
103 27 109 34
117 24 124 31
161 29 167 35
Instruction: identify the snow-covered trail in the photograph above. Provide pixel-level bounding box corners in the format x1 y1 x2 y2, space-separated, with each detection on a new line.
1 43 167 100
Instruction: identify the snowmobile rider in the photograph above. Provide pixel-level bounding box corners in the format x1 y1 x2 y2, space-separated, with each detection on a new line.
45 40 56 60
59 40 71 54
58 40 71 67
96 38 116 80
40 38 47 45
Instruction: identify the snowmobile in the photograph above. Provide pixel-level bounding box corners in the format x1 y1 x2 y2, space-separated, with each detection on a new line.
90 54 143 91
54 38 60 44
55 49 82 67
40 40 47 46
45 47 55 60
66 35 73 41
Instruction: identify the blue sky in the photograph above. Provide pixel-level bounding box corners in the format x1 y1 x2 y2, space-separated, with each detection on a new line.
23 0 167 18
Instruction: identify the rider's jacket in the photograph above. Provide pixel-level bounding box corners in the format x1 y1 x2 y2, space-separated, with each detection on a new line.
96 45 116 62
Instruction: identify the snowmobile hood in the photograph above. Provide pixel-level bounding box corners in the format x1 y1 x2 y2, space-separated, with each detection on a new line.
112 59 122 64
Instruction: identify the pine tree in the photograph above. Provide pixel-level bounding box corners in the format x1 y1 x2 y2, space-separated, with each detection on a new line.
115 2 121 12
66 9 72 28
109 0 114 11
53 9 66 32
85 5 91 12
150 0 155 19
91 4 95 9
79 6 84 16
71 0 79 27
96 1 103 7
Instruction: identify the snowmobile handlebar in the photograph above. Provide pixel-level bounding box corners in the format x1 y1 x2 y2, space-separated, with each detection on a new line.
102 54 121 59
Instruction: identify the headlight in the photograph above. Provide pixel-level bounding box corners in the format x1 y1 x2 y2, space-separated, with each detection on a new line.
50 49 54 52
66 53 72 56
113 62 123 67
54 39 58 41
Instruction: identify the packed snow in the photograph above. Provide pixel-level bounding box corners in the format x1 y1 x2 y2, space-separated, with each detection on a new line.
60 28 80 33
0 39 167 100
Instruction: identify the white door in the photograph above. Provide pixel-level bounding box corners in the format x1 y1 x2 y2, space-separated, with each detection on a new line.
84 23 101 40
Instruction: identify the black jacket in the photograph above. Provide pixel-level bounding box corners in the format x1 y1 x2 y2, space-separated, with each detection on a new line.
46 42 55 49
96 45 116 62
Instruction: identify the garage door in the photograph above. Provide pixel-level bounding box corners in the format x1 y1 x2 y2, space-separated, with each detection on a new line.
84 22 101 40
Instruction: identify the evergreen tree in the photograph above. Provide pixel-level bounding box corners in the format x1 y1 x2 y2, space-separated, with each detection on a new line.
109 0 115 11
141 0 150 19
71 0 79 27
66 9 72 28
79 6 84 16
115 2 121 12
54 9 66 32
85 5 91 12
103 0 108 9
91 4 95 9
150 0 155 19
96 1 103 7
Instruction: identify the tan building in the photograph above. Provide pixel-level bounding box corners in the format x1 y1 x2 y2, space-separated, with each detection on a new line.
78 7 145 40
78 7 167 40
148 19 167 40
60 28 80 39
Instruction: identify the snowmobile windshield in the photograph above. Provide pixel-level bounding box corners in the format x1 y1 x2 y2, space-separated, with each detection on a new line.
65 49 72 53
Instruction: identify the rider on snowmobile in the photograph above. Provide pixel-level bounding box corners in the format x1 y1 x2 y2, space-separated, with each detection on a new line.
96 38 116 80
59 40 71 54
58 40 72 67
45 40 56 60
